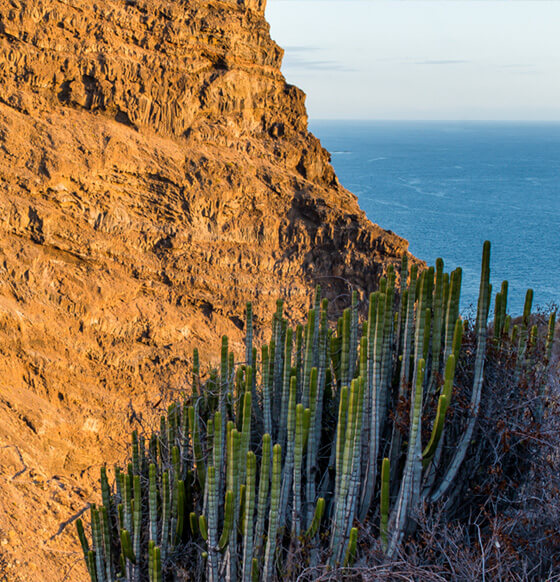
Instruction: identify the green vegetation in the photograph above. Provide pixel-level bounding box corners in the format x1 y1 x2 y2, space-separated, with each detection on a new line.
76 242 558 581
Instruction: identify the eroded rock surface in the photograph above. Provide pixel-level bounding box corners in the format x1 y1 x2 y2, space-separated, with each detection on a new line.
0 0 413 578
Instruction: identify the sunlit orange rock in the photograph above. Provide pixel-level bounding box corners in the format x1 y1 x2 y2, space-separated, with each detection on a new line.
0 1 413 578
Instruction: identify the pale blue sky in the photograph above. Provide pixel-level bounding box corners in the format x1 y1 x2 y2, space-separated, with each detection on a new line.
266 1 560 120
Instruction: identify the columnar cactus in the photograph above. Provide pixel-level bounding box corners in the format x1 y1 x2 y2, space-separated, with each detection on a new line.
77 242 553 582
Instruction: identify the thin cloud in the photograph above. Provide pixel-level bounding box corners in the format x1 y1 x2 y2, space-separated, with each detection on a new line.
283 57 357 72
283 47 357 72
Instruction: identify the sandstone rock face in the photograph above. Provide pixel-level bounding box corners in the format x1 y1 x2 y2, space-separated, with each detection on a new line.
0 1 412 578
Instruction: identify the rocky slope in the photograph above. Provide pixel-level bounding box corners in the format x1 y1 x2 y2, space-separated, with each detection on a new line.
0 0 412 579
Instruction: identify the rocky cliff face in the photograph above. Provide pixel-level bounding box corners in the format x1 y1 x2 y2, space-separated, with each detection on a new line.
0 0 412 579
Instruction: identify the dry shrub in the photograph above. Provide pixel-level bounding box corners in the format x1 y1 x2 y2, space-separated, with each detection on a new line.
364 309 560 581
313 309 560 582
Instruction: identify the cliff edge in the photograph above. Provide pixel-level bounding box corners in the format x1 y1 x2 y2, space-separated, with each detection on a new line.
0 0 412 578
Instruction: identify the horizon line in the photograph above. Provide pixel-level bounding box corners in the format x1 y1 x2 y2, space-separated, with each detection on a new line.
309 118 560 123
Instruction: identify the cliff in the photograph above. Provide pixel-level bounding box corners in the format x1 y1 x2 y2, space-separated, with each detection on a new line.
0 0 412 579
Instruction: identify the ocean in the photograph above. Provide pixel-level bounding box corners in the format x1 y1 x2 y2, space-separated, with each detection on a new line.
310 120 560 316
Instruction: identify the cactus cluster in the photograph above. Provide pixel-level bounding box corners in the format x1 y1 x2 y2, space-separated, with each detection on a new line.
77 241 556 581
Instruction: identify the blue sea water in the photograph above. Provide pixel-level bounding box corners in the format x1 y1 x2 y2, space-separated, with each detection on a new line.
310 120 560 316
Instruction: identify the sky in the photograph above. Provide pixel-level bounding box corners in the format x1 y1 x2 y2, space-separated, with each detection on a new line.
265 0 560 120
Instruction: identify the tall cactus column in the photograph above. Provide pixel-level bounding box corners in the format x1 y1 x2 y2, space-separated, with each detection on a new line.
431 241 491 502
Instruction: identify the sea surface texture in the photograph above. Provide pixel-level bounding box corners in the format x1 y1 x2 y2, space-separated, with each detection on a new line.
312 121 560 315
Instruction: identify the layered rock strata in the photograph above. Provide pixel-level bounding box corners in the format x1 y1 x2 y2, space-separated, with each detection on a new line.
0 0 412 578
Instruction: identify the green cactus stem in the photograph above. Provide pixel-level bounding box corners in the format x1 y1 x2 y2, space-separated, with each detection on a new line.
91 506 106 582
254 434 271 557
161 471 170 562
302 309 316 409
245 302 253 370
330 379 362 565
242 451 257 582
176 479 185 543
444 268 462 364
100 467 111 514
241 390 252 485
99 507 112 582
212 411 223 484
122 473 132 535
546 311 557 362
216 491 233 550
279 376 296 528
499 281 508 337
452 318 463 362
206 466 219 581
251 558 259 582
432 242 491 503
515 288 534 381
199 515 208 541
189 512 198 537
148 541 155 582
225 427 242 582
334 385 349 505
425 261 442 393
305 367 319 524
494 287 504 341
279 326 293 450
395 254 409 353
340 308 351 389
387 358 425 557
262 344 272 437
192 347 200 398
263 444 282 581
132 475 142 574
120 528 134 563
76 517 90 561
85 550 97 582
188 406 205 489
349 291 360 382
359 290 385 520
272 300 285 427
291 403 305 538
295 324 303 394
153 545 162 582
344 527 358 566
305 497 325 539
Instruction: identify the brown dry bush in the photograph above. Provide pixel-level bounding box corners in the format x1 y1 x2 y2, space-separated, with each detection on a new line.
339 309 560 581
